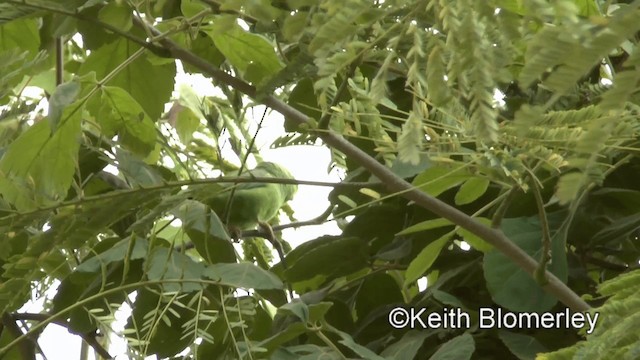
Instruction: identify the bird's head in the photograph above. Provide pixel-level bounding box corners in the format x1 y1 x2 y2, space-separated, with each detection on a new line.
255 162 298 201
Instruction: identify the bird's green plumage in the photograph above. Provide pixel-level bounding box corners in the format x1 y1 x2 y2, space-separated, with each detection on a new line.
208 162 297 230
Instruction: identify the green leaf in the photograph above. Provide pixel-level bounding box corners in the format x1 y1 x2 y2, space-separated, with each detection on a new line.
429 333 475 360
126 288 194 358
47 81 80 131
426 45 451 106
0 117 45 209
498 330 548 360
34 102 83 199
98 86 157 156
206 20 283 85
404 232 452 286
175 105 201 143
274 345 344 359
456 217 493 252
282 12 307 42
495 0 525 15
355 273 403 320
181 0 208 18
204 262 284 290
591 213 640 244
337 194 357 208
171 199 236 264
455 177 490 205
397 218 453 236
52 238 145 334
280 236 368 283
284 78 321 132
181 30 226 72
397 113 423 165
115 150 165 187
0 101 83 210
380 331 429 360
331 328 386 360
555 172 586 205
484 215 568 312
0 49 48 100
432 290 465 308
389 153 432 178
591 188 640 214
176 82 208 119
80 38 175 120
0 18 39 54
76 237 148 273
98 1 132 31
146 246 207 292
257 322 308 355
574 0 601 17
0 311 32 358
279 300 310 323
413 163 471 197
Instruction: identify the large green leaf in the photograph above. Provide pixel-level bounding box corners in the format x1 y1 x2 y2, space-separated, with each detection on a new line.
0 101 83 210
355 272 403 321
591 212 640 245
206 19 283 85
484 215 569 312
97 1 132 31
171 199 237 264
455 177 490 205
498 330 548 360
380 331 429 360
456 217 493 252
0 119 49 210
97 86 157 156
332 327 386 360
146 246 207 292
413 163 472 198
204 262 284 290
42 188 169 249
0 18 39 54
284 78 321 132
76 236 148 272
47 81 80 131
52 237 146 334
404 232 452 286
125 288 194 358
280 236 369 283
80 38 175 120
397 218 453 236
429 333 475 360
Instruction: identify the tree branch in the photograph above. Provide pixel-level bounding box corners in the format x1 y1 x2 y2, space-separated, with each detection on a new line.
139 18 591 312
243 204 336 237
1 313 35 360
10 313 113 359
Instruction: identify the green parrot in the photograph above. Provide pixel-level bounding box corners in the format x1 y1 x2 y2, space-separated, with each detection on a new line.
208 162 297 232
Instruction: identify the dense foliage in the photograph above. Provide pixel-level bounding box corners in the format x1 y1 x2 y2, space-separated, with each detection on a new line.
0 0 639 359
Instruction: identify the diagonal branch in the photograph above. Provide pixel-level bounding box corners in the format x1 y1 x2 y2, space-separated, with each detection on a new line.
8 313 112 359
135 18 591 312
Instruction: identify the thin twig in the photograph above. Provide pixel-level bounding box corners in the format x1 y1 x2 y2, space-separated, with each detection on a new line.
9 313 112 359
491 186 519 229
531 178 551 285
1 313 35 360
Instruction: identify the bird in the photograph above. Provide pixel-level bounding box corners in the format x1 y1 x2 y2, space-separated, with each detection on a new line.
207 162 297 233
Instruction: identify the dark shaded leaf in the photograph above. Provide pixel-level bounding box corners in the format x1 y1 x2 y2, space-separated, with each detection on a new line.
484 215 568 312
429 333 475 360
